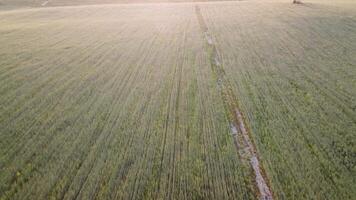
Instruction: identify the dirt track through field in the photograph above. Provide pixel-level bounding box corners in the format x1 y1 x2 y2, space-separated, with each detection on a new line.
195 5 273 200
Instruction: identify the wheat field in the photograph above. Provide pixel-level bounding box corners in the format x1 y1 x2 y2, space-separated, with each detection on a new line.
0 0 355 199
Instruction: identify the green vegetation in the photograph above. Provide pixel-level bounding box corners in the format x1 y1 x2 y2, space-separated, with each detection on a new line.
200 1 356 198
0 0 355 199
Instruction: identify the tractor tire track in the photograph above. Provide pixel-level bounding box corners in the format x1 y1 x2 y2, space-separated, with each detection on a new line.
195 5 274 200
167 27 186 200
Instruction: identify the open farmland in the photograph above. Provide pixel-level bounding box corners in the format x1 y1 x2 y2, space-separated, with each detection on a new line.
0 0 355 199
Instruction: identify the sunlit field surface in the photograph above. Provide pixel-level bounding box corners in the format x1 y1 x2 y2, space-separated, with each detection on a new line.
0 0 355 199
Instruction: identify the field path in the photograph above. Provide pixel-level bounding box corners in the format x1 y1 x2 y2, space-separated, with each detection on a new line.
195 5 273 200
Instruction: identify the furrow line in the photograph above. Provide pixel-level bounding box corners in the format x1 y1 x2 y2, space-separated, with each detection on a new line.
195 5 274 200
